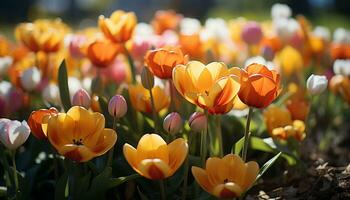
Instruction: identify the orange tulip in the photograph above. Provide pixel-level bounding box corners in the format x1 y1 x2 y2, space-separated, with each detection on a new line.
128 84 170 113
151 10 181 34
192 154 259 198
86 41 119 68
99 10 137 43
330 43 350 60
145 46 188 79
272 120 306 141
123 133 188 179
329 75 350 104
28 108 59 140
15 19 69 53
47 106 117 162
0 36 11 56
286 97 310 121
233 63 280 108
179 34 204 60
173 61 241 114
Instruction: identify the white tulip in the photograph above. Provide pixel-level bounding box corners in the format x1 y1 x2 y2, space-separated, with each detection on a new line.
271 3 292 19
42 83 60 105
0 81 13 98
274 18 300 41
68 77 82 99
313 26 330 41
0 56 13 77
20 67 41 91
0 119 30 150
333 59 350 76
306 74 328 95
180 18 201 35
333 28 350 44
202 18 230 42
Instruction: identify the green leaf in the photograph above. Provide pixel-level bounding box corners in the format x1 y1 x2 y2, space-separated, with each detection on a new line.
83 167 112 199
55 171 69 200
144 116 155 129
58 61 71 111
250 137 274 153
76 172 92 195
108 174 140 188
256 152 282 180
232 136 244 155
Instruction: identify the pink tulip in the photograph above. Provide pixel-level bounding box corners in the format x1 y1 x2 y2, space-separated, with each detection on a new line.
0 118 30 150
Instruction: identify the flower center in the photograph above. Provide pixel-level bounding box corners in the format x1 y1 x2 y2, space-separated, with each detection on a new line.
73 138 83 146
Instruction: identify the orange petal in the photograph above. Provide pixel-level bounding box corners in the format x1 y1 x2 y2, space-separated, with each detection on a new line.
242 161 259 190
89 128 117 156
191 166 214 193
167 138 188 175
136 134 169 164
212 183 243 198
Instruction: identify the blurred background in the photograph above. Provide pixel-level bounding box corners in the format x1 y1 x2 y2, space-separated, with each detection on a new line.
0 0 349 35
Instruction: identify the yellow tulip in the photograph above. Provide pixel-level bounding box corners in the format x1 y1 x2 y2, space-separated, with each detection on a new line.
276 46 303 76
47 106 117 162
192 154 259 198
128 84 170 113
172 61 241 114
99 10 137 43
272 120 306 141
123 134 188 180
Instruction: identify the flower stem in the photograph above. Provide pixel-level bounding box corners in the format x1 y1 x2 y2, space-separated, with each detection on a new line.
242 107 253 161
200 111 209 167
215 115 223 157
107 117 118 167
159 180 166 200
11 151 18 196
148 88 159 133
123 44 136 83
181 136 191 200
169 79 176 112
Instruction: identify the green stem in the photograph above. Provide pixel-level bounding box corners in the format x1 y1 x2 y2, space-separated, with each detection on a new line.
107 117 118 167
169 79 176 112
215 115 223 157
200 111 209 167
11 151 18 197
159 180 166 200
148 88 159 133
242 108 253 161
181 137 191 200
123 44 136 83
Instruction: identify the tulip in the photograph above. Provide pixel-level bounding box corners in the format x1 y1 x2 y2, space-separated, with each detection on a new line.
99 10 137 43
86 41 119 68
68 35 87 59
188 112 207 132
272 120 306 141
72 89 91 109
192 154 259 198
277 46 303 76
232 63 280 108
28 108 58 139
263 105 293 133
241 22 263 45
145 46 188 79
141 67 154 90
42 83 60 105
286 97 310 121
0 56 13 77
47 106 117 162
333 28 350 44
179 34 204 59
108 95 127 118
151 10 182 34
180 18 201 35
271 3 291 19
333 59 350 76
306 74 328 95
123 133 188 179
20 67 41 91
0 119 30 150
128 84 170 113
173 61 241 114
313 26 330 42
273 18 300 41
163 112 183 135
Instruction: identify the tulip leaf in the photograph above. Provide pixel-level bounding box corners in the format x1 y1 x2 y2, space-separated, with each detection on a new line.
108 174 140 188
83 167 112 199
76 172 92 195
55 171 69 200
233 136 245 155
256 152 282 180
250 137 274 153
58 60 71 112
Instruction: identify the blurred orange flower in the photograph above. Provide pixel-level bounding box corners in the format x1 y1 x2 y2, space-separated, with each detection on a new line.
272 120 306 141
151 10 181 34
86 41 120 68
179 34 204 60
47 106 117 162
28 108 59 140
192 154 259 198
233 63 280 108
123 133 188 179
99 10 137 43
330 44 350 60
329 75 350 104
173 61 241 114
128 84 170 113
145 46 188 79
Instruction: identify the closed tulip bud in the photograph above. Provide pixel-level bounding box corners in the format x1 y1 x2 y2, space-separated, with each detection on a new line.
0 119 30 150
306 74 328 95
189 112 207 132
72 88 91 109
141 67 154 90
20 67 41 91
108 95 127 118
163 112 183 135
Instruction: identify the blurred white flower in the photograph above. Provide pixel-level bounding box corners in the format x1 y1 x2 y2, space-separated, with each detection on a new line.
0 56 13 77
82 77 92 93
244 56 276 71
68 77 82 99
333 28 350 44
313 26 330 41
42 83 60 105
333 59 350 76
134 23 154 39
0 81 12 98
20 67 41 91
306 74 328 95
180 18 201 35
0 119 30 150
274 18 300 41
271 3 292 19
201 18 230 42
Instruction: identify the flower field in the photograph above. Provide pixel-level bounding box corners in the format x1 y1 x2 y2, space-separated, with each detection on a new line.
0 3 349 200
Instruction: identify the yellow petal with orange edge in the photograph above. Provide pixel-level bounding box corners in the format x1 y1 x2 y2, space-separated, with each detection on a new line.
222 154 246 186
47 113 75 149
191 166 214 192
82 113 106 147
123 144 140 171
242 161 259 190
206 62 229 81
136 134 169 164
206 157 227 186
89 128 117 156
60 144 95 162
167 138 188 175
137 158 171 179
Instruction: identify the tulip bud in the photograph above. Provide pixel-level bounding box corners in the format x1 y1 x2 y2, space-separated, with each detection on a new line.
108 95 127 118
189 112 207 132
20 67 41 91
0 119 30 150
241 22 263 45
72 88 91 109
163 112 183 135
141 67 154 90
306 74 328 95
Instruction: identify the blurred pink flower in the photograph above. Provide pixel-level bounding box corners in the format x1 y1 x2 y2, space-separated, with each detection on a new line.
69 35 87 59
100 57 128 84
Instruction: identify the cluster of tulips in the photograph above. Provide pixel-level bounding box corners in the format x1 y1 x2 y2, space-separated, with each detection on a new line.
0 3 349 199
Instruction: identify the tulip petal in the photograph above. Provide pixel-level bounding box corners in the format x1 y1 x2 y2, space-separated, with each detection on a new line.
222 154 246 186
212 183 242 198
89 128 117 156
206 62 229 81
123 144 141 171
206 157 227 186
47 114 75 149
242 161 259 190
136 134 169 164
167 138 188 175
137 158 170 179
191 166 213 193
61 144 95 162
